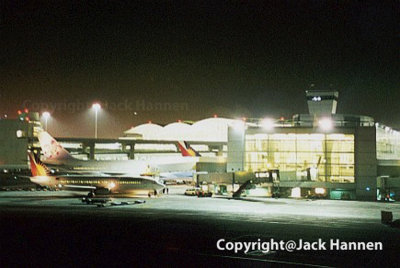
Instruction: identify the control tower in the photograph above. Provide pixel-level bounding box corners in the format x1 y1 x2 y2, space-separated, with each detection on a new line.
306 90 339 116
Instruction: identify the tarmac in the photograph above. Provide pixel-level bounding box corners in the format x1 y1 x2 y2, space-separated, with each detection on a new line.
1 186 399 266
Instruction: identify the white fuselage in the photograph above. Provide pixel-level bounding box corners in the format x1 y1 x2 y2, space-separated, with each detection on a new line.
30 174 165 195
43 157 198 176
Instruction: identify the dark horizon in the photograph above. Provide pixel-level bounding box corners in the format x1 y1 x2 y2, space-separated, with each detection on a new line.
1 1 399 137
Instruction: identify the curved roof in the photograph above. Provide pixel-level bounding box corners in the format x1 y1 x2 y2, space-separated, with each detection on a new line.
125 123 164 140
191 118 234 142
124 117 234 142
161 122 193 140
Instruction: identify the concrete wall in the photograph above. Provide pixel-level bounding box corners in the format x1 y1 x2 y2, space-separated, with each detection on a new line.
196 162 226 173
377 163 400 177
306 90 338 115
197 171 256 185
355 127 377 201
197 172 232 184
227 126 245 172
0 120 30 167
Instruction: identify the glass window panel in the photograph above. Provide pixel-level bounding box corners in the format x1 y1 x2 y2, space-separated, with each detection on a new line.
326 141 354 152
376 127 400 160
326 134 354 141
244 133 355 183
325 153 354 164
297 140 324 152
296 153 324 166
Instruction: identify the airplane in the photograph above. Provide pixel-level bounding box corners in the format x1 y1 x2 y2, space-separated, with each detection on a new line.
37 131 197 176
28 152 165 197
158 141 208 180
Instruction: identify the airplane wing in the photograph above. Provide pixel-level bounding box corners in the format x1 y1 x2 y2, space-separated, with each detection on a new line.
62 185 96 190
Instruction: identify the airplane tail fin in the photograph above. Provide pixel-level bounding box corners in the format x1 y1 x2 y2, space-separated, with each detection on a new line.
28 152 50 177
177 141 201 157
38 131 74 161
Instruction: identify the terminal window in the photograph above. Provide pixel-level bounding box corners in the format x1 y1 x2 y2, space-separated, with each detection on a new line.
376 126 400 160
245 133 354 183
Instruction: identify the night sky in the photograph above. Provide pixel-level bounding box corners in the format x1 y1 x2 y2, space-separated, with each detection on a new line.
1 1 399 137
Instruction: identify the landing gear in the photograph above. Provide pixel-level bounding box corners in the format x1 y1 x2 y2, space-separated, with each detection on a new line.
148 189 158 198
88 190 95 198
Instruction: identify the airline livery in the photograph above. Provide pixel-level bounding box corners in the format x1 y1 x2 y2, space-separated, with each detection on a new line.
177 141 202 157
28 152 165 196
37 131 197 176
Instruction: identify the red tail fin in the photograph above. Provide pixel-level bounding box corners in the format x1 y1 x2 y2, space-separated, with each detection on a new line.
177 141 201 157
28 152 50 176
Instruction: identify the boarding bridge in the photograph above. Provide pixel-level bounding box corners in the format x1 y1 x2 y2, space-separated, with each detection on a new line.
232 170 280 198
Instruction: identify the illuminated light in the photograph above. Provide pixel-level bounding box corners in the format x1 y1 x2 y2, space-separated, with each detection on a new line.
109 182 116 189
366 187 370 191
42 111 50 119
312 96 322 102
92 103 101 111
318 117 333 131
315 188 325 195
260 118 274 131
16 130 23 138
17 110 22 115
232 120 246 132
24 108 29 113
291 187 301 198
213 114 218 118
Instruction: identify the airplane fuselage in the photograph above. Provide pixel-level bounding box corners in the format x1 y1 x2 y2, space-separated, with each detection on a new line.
30 175 165 195
43 157 198 176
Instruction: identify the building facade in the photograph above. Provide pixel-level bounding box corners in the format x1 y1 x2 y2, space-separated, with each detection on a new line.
0 112 40 170
227 118 378 200
227 91 400 201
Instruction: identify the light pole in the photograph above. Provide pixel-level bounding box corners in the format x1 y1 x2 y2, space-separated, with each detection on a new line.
42 112 50 131
92 103 101 139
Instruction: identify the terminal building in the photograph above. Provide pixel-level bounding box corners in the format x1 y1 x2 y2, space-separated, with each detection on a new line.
1 91 400 201
0 110 41 170
224 90 400 201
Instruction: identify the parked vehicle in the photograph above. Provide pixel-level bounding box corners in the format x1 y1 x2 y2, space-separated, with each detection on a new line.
196 190 212 198
184 188 200 196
